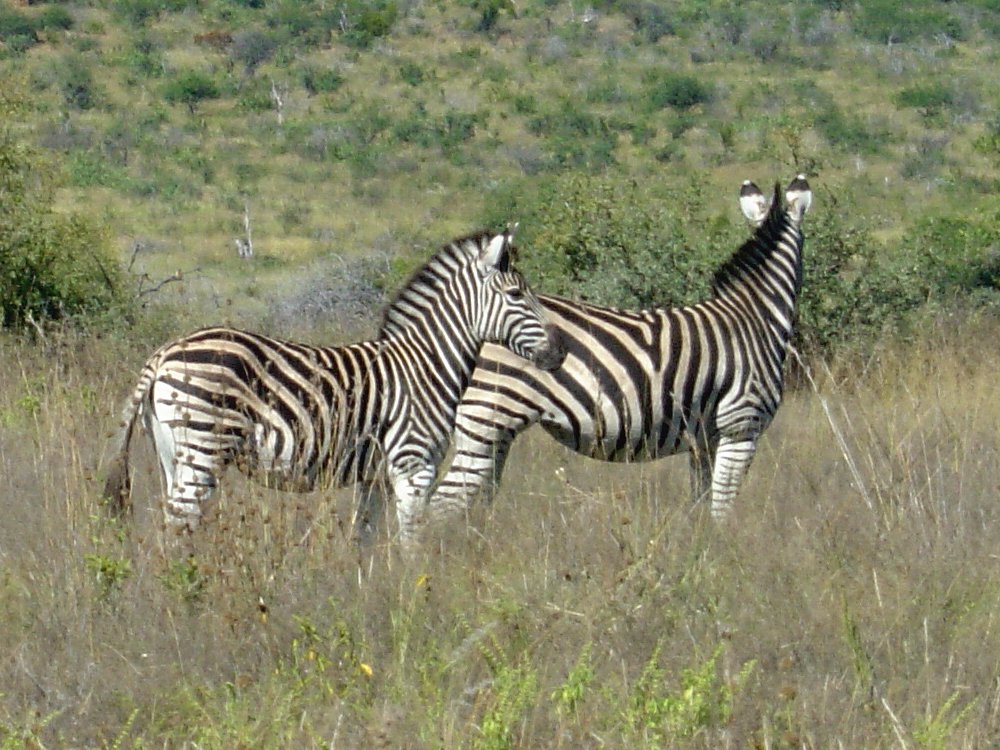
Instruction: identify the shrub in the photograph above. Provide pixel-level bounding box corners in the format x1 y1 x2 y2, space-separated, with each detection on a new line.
464 0 516 33
527 102 619 169
643 71 712 111
301 64 344 95
38 6 74 32
853 1 966 44
896 83 954 118
492 174 734 310
65 150 130 189
398 60 425 87
621 0 674 42
338 0 398 48
0 8 38 51
123 33 164 79
0 132 127 330
796 197 1000 355
236 77 273 113
484 175 997 358
59 54 100 111
230 30 277 74
813 105 890 154
112 0 166 26
162 70 220 114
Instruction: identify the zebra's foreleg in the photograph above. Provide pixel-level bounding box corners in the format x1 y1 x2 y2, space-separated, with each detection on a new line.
392 466 436 548
709 434 758 519
427 428 515 524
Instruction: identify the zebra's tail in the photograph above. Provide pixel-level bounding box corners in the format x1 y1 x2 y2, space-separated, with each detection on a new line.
102 369 153 518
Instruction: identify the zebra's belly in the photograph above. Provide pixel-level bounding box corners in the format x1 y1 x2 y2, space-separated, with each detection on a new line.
539 410 693 462
241 425 381 492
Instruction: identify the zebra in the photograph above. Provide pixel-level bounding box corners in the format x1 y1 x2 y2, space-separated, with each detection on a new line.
427 175 812 522
102 228 566 544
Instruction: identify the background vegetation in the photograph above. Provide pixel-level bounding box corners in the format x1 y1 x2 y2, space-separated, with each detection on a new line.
2 0 1000 746
3 0 1000 347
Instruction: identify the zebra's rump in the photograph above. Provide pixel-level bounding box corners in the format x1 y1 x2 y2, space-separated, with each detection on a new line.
145 328 381 487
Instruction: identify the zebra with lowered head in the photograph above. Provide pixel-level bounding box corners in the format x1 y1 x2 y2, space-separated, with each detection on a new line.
103 228 565 544
427 175 812 522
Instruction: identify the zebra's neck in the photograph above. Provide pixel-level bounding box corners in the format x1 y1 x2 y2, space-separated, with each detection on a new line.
710 216 803 342
384 314 481 418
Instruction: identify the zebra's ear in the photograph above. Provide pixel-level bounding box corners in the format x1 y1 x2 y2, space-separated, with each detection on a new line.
738 180 769 227
785 174 812 221
478 226 515 273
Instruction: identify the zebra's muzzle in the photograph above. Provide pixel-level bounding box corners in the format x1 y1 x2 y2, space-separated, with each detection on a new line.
532 325 567 371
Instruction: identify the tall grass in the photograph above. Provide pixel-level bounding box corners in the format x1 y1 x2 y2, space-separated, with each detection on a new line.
1 319 999 747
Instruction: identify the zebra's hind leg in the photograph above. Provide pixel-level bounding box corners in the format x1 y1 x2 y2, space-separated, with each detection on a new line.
148 412 218 533
709 434 758 519
688 444 714 507
353 481 385 546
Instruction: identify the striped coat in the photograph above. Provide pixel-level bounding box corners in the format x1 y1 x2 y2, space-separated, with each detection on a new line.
428 176 812 520
103 229 565 543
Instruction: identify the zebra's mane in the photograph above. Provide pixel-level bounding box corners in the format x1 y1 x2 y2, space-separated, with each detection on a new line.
379 230 507 335
710 182 790 297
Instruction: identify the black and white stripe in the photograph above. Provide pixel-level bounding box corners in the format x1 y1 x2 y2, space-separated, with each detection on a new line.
103 229 565 543
429 176 811 520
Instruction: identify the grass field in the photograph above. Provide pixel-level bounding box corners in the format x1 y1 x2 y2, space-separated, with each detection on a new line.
4 2 1000 746
0 320 998 748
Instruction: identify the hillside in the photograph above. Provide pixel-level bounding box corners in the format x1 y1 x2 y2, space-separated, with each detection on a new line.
3 0 1000 342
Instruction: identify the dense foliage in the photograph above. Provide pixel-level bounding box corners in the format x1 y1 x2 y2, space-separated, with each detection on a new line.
0 109 126 330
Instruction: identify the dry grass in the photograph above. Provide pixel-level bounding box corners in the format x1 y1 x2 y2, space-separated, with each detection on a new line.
1 320 999 748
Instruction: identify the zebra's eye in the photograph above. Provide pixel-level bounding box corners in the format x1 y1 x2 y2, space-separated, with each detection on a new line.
506 287 525 302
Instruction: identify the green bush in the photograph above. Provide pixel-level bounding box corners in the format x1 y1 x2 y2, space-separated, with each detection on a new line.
230 29 277 73
813 105 891 154
853 1 966 43
0 8 38 51
398 59 425 87
60 54 100 111
466 0 516 33
123 33 164 79
796 198 1000 355
483 175 1000 358
65 150 131 189
301 64 344 95
0 133 127 330
490 174 734 310
643 71 712 111
620 0 674 43
896 83 955 118
338 0 398 48
162 69 220 113
38 6 74 32
527 102 619 169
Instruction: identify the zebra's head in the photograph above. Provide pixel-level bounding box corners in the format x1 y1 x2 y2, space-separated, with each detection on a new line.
739 174 812 228
470 228 566 371
379 227 565 371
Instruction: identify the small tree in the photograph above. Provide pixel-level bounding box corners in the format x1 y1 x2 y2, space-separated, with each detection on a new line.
162 70 220 114
0 100 126 331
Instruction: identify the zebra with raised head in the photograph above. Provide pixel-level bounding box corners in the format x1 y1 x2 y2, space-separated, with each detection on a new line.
428 175 811 521
103 228 565 544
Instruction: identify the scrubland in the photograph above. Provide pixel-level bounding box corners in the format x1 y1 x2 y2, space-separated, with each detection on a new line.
0 320 997 749
4 1 1000 747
